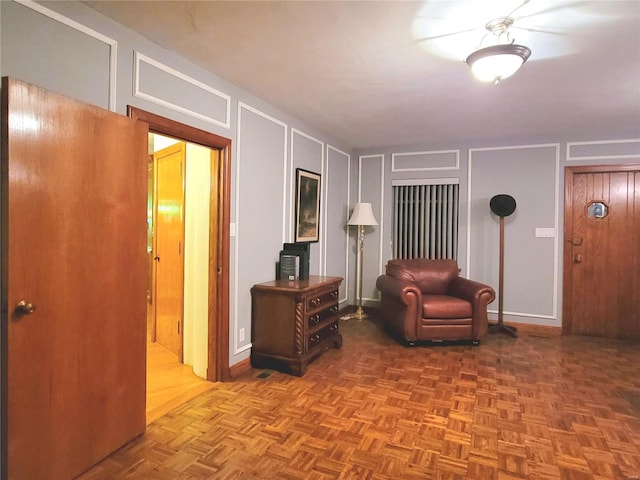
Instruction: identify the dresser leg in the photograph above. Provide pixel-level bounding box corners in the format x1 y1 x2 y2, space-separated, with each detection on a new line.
291 361 307 377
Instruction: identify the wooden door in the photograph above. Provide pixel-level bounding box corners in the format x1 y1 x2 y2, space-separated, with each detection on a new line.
153 142 185 359
1 78 148 479
563 165 640 339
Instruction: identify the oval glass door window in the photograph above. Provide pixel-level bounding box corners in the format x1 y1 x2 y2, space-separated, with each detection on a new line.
587 201 608 219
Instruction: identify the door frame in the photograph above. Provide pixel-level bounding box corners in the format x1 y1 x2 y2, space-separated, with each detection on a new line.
128 107 231 382
562 163 640 335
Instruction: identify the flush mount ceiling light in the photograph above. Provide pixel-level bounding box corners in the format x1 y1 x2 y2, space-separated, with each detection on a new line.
465 17 531 85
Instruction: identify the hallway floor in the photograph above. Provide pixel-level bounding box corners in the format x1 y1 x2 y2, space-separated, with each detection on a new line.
146 342 214 425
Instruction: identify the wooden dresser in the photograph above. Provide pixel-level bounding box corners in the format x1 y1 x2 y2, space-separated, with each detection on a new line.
251 275 343 376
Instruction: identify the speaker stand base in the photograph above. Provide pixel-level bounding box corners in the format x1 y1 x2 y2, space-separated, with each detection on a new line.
340 306 368 321
488 322 518 338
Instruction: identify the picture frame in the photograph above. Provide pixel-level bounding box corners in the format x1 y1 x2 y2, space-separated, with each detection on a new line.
294 168 321 243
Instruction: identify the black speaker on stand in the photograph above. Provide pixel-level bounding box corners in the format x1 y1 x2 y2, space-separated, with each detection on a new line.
489 194 518 338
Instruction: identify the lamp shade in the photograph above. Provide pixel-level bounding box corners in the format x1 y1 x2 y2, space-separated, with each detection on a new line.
466 44 531 84
347 202 378 226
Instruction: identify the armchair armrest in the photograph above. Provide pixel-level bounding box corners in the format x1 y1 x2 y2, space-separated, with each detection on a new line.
376 275 422 342
449 277 495 304
449 277 496 338
376 274 422 305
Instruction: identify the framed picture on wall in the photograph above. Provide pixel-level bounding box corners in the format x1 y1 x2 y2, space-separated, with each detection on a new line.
295 168 321 243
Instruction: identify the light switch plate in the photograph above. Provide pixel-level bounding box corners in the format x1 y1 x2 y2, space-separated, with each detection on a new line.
535 227 555 238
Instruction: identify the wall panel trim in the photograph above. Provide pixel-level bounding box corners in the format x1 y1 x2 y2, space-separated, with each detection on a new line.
134 51 231 129
391 149 459 172
290 129 324 272
16 0 118 111
358 154 385 302
326 145 351 303
567 138 640 161
467 143 560 321
234 102 288 355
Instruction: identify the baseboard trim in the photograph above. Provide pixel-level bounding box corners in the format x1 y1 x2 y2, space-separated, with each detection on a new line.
504 322 562 336
228 357 252 379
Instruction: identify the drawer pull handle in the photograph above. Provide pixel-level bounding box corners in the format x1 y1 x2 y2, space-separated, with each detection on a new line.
311 297 321 306
330 306 338 314
310 334 321 343
330 324 338 332
311 314 320 324
331 291 338 298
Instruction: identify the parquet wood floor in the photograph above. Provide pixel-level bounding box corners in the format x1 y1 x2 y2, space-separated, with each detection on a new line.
80 312 640 480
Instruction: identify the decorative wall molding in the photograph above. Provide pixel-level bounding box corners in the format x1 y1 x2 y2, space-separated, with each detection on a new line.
486 309 557 322
391 149 460 172
567 139 640 161
358 154 385 302
234 102 288 355
358 154 384 201
290 129 325 272
238 102 289 242
134 51 231 129
16 0 118 111
467 143 561 322
326 145 351 304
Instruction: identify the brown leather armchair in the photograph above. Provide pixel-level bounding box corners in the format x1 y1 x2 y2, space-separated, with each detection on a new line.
375 258 495 344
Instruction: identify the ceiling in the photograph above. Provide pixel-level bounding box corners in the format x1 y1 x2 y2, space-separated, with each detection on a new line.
84 0 640 150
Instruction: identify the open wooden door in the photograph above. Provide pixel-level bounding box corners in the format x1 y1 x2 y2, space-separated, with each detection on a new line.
1 78 148 479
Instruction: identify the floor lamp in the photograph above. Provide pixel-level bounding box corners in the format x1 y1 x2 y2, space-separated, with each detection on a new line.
341 203 378 320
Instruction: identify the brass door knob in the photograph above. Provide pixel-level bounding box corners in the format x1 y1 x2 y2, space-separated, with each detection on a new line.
15 300 36 315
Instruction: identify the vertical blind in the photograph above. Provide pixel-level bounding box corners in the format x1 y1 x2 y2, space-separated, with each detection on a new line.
393 183 459 259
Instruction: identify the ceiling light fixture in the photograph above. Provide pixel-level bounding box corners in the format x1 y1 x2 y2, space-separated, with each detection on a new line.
465 17 531 85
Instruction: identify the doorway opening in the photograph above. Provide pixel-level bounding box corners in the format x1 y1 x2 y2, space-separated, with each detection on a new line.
146 134 216 423
128 107 232 423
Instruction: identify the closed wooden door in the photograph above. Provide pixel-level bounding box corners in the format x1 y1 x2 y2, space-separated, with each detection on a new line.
153 142 185 359
563 165 640 339
1 78 148 478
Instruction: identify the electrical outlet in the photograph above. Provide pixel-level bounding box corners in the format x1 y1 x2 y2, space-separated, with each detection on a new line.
239 328 245 342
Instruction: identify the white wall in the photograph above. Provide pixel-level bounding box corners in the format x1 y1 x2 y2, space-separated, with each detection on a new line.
0 0 353 369
354 139 640 328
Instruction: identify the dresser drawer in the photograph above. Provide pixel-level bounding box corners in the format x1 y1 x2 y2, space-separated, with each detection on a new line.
307 304 339 328
306 287 339 311
307 321 339 350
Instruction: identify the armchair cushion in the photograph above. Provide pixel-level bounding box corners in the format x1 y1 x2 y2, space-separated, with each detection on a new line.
423 295 472 319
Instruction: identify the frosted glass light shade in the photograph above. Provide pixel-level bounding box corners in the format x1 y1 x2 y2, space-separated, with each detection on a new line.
347 203 378 226
466 44 531 84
